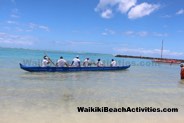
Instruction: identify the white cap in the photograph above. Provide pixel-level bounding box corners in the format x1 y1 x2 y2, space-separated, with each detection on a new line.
76 55 79 58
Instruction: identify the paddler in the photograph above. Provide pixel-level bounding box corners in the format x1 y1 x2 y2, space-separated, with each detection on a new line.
56 56 68 67
110 59 117 67
42 55 50 67
180 64 184 79
83 58 91 67
71 55 81 67
96 59 103 67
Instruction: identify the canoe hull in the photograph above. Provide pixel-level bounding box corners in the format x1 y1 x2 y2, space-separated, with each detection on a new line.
20 63 130 72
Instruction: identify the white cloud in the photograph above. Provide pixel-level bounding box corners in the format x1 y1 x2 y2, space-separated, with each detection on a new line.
95 0 118 11
128 2 159 19
114 47 184 56
15 27 24 32
5 21 50 32
10 8 20 18
6 8 49 32
95 0 116 19
137 31 148 37
118 0 137 13
124 31 168 37
11 14 19 18
124 30 148 37
7 8 20 19
95 0 137 19
102 28 115 35
95 0 159 19
28 23 50 32
7 20 19 25
28 23 37 29
95 0 136 13
68 41 103 45
38 25 50 32
54 40 104 46
102 32 108 35
153 32 168 37
176 9 184 15
0 32 35 45
161 15 172 18
124 31 134 36
101 9 113 19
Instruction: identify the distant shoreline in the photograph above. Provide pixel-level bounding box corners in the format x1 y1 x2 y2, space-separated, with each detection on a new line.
0 47 110 56
115 55 184 62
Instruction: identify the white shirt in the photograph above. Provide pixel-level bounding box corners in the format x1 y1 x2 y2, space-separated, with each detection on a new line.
111 61 116 67
97 61 103 67
83 59 90 67
72 58 80 67
57 59 67 67
42 59 49 67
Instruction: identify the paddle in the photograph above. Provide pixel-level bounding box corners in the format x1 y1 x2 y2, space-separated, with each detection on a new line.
44 52 56 66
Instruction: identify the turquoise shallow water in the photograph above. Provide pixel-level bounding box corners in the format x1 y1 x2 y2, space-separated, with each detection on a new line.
0 47 184 123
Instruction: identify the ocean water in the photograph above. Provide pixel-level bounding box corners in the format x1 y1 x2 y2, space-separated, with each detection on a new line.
0 47 184 123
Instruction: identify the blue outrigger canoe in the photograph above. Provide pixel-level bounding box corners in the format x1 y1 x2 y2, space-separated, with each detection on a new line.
20 63 130 72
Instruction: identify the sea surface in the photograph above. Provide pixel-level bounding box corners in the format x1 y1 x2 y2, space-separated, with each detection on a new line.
0 47 184 123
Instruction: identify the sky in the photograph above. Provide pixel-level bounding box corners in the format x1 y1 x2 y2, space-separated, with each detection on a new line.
0 0 184 58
